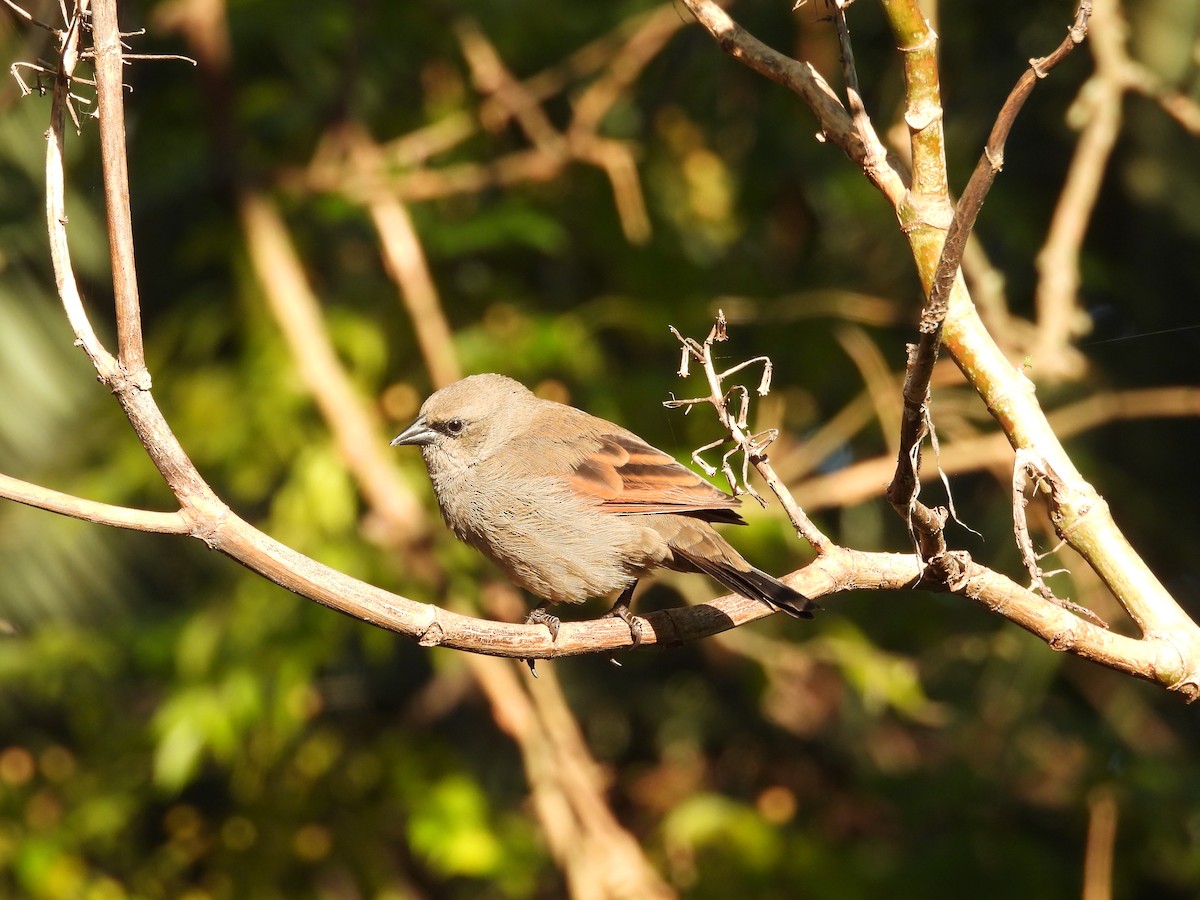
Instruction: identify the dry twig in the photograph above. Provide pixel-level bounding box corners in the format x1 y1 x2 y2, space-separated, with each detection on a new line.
666 312 833 555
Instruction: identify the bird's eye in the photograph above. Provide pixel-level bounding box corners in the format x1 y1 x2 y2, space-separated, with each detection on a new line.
445 418 465 436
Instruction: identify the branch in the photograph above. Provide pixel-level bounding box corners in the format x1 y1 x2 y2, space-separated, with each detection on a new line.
886 3 1092 552
92 0 147 379
0 473 189 533
46 1 113 375
680 0 907 206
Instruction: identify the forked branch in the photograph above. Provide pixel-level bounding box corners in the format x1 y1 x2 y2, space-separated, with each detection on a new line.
887 2 1094 559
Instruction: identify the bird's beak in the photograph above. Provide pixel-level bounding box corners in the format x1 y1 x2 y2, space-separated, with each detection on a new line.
390 415 435 447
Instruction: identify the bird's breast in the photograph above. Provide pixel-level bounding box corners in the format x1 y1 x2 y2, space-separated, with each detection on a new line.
433 469 662 603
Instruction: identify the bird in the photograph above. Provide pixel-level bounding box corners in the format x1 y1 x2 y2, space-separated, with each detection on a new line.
391 373 816 645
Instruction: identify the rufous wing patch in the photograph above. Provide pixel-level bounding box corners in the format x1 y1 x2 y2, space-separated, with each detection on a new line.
569 433 745 524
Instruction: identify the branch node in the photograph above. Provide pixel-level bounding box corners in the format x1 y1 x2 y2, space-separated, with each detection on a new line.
188 507 229 549
1030 57 1052 79
418 616 446 647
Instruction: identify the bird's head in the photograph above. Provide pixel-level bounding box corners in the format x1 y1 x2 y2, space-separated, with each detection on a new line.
391 374 532 476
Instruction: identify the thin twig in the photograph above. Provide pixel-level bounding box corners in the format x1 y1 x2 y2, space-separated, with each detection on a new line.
1012 455 1097 619
666 315 832 553
3 0 62 34
680 0 908 205
1012 451 1108 628
46 0 114 373
830 0 889 174
0 473 189 533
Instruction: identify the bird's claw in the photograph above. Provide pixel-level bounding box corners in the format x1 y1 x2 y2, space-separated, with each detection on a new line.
606 603 646 648
523 605 561 676
525 606 561 641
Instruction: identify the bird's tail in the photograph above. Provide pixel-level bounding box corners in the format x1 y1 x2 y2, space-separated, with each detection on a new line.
679 551 819 619
731 564 819 619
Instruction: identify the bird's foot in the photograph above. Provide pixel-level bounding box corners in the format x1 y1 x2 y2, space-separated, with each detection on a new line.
605 600 646 648
523 604 560 677
525 605 561 641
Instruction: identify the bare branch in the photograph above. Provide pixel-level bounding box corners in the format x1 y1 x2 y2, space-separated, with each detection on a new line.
0 473 189 533
887 2 1092 556
93 0 147 380
46 1 115 375
679 0 907 206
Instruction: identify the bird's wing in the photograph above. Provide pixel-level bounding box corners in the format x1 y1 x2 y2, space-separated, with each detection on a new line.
568 433 745 524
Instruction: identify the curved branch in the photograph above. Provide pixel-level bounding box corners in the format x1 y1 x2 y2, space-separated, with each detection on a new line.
47 2 115 375
9 462 1190 695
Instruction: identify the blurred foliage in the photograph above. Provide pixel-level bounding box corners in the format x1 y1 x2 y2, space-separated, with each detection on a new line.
2 0 1200 897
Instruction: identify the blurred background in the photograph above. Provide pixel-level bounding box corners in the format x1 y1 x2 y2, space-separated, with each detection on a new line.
2 0 1200 897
